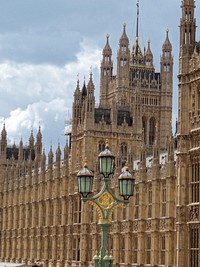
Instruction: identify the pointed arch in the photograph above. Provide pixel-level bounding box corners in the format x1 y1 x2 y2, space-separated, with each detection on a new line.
142 116 147 144
120 142 128 166
149 117 156 145
98 140 105 153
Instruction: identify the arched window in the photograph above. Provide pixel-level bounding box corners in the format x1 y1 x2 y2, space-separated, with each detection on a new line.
185 28 187 44
121 45 126 53
189 29 191 44
120 58 127 67
142 116 147 144
105 55 110 63
98 141 105 153
121 143 127 164
149 117 155 145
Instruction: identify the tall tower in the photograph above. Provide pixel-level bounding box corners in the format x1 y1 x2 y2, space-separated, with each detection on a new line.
160 29 173 147
0 124 7 164
100 35 113 107
176 1 200 267
178 0 196 134
116 23 130 91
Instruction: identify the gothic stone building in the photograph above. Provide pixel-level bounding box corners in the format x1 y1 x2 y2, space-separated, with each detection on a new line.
0 1 199 267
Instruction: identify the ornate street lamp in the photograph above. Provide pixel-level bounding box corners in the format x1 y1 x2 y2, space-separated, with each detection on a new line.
119 162 135 200
77 140 135 267
98 140 115 178
77 159 94 197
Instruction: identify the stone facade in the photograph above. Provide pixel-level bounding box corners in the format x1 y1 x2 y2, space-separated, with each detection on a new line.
176 0 200 266
0 1 199 267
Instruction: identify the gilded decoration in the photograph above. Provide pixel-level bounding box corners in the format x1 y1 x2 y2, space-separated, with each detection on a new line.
97 192 114 210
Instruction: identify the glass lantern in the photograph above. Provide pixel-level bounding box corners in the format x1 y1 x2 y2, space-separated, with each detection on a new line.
118 162 135 200
98 140 115 178
77 160 94 197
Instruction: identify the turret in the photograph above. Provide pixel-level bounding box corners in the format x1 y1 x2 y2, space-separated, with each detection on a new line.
29 129 34 149
160 29 173 147
84 72 95 126
18 138 23 162
35 126 42 159
178 0 196 135
179 0 196 75
41 149 46 175
100 34 113 106
117 23 130 88
56 143 61 178
72 80 81 129
48 146 54 167
161 29 173 76
0 123 7 160
48 145 54 178
145 40 153 67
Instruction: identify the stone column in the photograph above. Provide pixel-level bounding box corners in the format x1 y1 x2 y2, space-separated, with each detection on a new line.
137 231 145 264
37 235 42 261
113 234 120 264
125 233 132 265
52 236 57 260
43 236 49 261
61 199 67 225
151 230 159 265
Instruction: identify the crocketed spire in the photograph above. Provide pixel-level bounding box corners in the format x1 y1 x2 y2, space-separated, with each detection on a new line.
103 34 112 54
36 125 42 142
74 78 81 95
48 145 54 165
81 78 87 100
29 129 34 148
1 123 7 139
56 143 61 162
120 22 129 42
146 40 153 58
162 29 172 50
87 70 95 92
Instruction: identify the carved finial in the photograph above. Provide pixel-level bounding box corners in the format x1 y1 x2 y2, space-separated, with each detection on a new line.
83 158 88 167
125 161 129 171
105 139 109 149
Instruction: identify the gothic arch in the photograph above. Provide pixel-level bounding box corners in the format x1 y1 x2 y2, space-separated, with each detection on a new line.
142 116 147 144
149 117 156 146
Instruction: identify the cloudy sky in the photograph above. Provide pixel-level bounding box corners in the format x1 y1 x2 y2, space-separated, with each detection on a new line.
0 0 199 155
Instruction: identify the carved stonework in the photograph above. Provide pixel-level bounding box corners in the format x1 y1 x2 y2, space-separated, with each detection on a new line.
121 222 127 232
112 221 120 233
160 219 166 230
132 221 139 232
176 205 186 223
146 220 151 231
189 205 199 222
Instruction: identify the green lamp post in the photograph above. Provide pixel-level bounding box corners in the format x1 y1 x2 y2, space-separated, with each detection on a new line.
77 140 135 267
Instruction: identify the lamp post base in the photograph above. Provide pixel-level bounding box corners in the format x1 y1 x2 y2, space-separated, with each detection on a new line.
93 222 114 267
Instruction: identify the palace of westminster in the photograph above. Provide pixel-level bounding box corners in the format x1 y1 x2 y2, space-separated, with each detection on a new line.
0 1 200 267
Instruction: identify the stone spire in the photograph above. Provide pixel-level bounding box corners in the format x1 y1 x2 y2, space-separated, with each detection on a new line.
0 123 7 160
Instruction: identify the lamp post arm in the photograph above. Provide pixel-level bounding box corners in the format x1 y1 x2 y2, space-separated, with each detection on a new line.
81 178 128 222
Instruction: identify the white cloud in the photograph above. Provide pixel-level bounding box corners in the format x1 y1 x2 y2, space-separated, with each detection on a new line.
0 40 101 150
